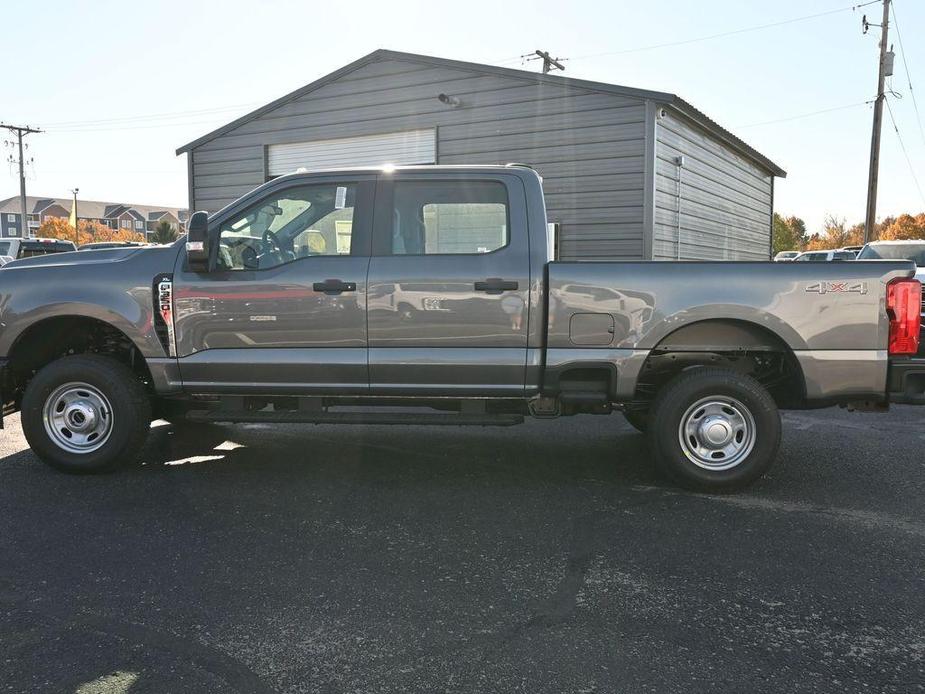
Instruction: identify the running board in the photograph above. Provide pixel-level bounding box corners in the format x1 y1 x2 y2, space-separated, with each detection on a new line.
185 410 524 427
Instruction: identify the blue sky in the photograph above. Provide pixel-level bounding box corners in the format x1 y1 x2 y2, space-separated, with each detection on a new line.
3 0 924 233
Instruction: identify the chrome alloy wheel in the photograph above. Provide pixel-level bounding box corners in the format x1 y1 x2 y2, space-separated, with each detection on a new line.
678 396 756 471
42 382 114 454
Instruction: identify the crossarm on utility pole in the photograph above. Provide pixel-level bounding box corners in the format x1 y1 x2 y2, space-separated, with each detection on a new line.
1 123 42 239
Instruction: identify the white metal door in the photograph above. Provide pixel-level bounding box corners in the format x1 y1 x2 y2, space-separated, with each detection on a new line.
268 129 436 176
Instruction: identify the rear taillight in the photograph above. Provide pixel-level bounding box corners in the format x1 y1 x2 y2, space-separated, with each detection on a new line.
887 278 922 356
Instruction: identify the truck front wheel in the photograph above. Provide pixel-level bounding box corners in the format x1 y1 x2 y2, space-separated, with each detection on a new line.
647 368 781 492
21 355 152 474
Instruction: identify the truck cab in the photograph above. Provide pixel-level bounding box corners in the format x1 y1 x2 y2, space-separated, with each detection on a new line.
174 166 546 397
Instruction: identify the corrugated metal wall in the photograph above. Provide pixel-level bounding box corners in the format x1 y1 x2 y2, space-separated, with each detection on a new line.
652 111 773 260
189 58 649 260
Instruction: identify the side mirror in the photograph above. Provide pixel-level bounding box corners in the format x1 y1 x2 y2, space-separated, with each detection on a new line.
186 211 211 272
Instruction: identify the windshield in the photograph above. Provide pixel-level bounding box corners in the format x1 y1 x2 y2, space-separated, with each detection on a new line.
857 243 925 266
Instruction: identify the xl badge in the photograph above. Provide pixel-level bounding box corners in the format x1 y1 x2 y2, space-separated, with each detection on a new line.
805 281 868 295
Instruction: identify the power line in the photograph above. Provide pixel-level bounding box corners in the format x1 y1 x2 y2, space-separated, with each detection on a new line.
491 53 528 65
49 119 236 134
885 97 925 207
570 1 880 60
41 103 260 128
889 1 925 145
737 100 873 128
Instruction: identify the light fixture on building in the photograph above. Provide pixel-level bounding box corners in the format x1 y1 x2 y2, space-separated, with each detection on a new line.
437 93 461 108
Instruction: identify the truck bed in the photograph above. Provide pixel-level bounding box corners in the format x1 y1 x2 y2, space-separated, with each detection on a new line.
545 260 915 402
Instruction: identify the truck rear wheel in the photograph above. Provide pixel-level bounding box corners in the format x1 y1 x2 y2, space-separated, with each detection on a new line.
647 368 781 492
21 355 151 474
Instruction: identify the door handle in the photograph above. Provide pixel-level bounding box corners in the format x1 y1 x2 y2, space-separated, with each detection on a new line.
313 279 357 295
474 278 519 295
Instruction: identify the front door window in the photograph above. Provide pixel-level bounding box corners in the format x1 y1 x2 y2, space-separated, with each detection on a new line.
217 183 358 270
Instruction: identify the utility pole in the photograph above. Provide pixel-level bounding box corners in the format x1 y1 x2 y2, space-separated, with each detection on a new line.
1 123 41 239
70 188 80 244
863 0 891 243
523 50 566 74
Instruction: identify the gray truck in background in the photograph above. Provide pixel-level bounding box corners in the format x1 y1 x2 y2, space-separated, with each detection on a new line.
1 165 923 491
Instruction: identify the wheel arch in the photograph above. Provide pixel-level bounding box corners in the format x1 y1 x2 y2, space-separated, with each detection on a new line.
635 318 807 407
652 318 799 353
637 305 809 351
6 314 155 402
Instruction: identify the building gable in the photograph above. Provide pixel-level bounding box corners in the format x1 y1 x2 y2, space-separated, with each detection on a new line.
176 49 783 179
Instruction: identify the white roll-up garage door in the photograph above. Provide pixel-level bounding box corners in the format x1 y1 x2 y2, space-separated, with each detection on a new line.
267 129 436 176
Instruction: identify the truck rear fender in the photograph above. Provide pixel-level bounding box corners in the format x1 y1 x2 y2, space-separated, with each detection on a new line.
636 305 809 352
635 318 807 406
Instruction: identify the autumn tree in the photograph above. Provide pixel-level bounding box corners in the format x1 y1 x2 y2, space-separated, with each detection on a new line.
37 217 145 246
846 223 865 246
879 213 925 240
804 214 863 250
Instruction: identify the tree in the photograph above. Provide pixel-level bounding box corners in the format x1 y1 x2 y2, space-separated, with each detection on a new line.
785 216 807 248
772 213 796 254
37 217 145 246
151 220 178 244
879 213 925 240
771 213 808 254
804 214 863 250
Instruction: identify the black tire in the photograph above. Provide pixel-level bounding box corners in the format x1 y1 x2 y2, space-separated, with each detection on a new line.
647 368 781 492
622 408 649 433
21 354 152 474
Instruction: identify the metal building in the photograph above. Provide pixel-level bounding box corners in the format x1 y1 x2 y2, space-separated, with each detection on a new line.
177 50 785 261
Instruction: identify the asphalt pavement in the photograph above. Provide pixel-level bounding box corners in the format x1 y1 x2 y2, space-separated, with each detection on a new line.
0 406 923 693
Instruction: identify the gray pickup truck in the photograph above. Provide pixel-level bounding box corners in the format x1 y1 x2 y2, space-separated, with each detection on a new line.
1 165 923 491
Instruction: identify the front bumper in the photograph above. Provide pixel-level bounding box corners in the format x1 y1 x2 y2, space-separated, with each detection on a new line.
888 357 925 404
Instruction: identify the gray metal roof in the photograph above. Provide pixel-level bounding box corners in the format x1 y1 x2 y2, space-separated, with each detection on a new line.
176 48 786 177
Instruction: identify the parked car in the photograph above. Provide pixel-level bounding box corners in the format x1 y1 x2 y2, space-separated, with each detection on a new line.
858 240 925 352
0 165 923 492
792 249 857 262
78 241 147 251
857 240 925 268
0 238 77 260
773 251 801 261
840 245 863 256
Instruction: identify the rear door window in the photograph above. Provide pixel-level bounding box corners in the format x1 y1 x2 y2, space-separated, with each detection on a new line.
389 180 509 255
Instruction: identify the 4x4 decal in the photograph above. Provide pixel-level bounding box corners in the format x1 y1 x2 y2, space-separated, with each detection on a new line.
805 281 868 295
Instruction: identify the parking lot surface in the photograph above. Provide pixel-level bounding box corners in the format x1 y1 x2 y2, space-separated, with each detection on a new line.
1 406 923 693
